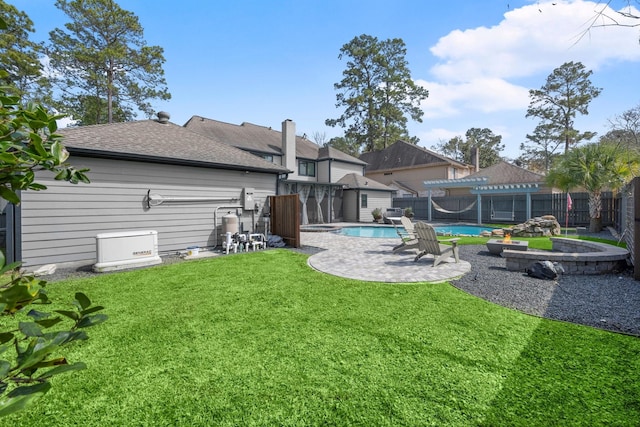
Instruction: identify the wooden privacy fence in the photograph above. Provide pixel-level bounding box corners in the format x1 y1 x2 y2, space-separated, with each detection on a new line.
269 194 300 248
626 177 640 280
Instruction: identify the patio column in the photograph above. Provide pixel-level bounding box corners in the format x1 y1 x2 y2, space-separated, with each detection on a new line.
428 189 432 222
477 193 482 224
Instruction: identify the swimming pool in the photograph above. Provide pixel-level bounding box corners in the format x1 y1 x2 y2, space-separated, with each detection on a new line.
433 224 496 236
338 224 494 238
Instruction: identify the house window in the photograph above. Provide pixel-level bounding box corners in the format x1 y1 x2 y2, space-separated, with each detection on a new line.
299 160 316 177
361 194 368 208
262 154 274 162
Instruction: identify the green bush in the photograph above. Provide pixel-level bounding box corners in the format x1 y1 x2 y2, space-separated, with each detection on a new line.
0 15 101 415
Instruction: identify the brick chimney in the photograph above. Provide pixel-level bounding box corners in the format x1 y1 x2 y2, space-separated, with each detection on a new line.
282 119 296 173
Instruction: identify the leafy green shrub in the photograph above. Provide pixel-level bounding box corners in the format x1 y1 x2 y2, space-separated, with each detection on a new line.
0 15 101 416
371 208 382 220
0 249 106 415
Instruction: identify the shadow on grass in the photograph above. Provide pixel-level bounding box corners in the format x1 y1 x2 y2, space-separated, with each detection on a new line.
480 320 640 425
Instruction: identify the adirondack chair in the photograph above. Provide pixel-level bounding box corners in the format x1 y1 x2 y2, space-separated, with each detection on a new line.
413 222 460 266
392 216 418 252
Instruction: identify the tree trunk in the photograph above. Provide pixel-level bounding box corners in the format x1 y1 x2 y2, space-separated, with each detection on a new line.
107 58 114 123
588 191 602 233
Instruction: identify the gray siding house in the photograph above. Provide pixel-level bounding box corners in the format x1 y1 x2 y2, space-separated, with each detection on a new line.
337 174 394 223
184 117 367 224
6 114 289 270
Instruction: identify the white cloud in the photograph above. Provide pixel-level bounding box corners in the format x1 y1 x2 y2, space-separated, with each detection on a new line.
417 128 464 149
421 0 640 121
430 0 640 83
418 78 530 119
56 116 78 128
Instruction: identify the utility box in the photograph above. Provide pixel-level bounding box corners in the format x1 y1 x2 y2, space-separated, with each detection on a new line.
243 187 255 210
93 230 162 272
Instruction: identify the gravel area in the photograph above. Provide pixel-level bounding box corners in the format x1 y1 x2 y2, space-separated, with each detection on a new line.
41 254 185 283
451 243 640 337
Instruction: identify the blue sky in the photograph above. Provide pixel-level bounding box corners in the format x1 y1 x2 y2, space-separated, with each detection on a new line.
12 0 640 158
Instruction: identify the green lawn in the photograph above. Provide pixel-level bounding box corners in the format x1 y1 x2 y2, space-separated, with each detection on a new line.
441 234 626 250
5 249 640 426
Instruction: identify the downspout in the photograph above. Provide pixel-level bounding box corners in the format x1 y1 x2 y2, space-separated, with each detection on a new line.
7 200 20 264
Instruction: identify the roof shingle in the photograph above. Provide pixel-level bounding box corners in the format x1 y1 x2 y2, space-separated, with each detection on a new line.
184 116 366 165
359 140 470 171
467 161 544 185
337 173 392 190
58 119 289 173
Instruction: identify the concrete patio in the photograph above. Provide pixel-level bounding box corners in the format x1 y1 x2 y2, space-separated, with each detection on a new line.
298 230 471 283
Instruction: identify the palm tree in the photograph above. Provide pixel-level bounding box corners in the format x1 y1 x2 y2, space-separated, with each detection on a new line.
546 142 640 232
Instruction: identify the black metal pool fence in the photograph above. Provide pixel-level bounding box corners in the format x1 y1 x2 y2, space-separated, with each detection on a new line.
393 192 621 230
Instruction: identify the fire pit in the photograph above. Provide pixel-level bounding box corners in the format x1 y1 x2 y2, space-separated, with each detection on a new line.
486 234 529 255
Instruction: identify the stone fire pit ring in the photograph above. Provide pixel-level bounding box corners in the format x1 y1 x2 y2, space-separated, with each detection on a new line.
486 238 529 255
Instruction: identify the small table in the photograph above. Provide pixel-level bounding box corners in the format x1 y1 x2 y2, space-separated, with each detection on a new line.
486 238 529 255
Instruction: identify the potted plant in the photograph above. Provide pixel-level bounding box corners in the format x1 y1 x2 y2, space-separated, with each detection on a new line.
404 207 414 218
372 208 383 222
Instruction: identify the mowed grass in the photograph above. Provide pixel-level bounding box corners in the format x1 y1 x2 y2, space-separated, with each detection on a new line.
6 249 640 426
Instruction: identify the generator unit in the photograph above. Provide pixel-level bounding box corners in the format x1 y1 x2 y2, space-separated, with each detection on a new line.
93 230 162 272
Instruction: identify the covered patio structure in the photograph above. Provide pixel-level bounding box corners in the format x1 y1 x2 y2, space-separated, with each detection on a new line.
422 161 546 224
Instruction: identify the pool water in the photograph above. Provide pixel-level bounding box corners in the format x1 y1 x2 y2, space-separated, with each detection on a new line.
339 224 494 238
433 225 495 235
339 226 403 238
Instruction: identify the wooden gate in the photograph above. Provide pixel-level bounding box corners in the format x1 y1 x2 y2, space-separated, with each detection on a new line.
269 194 300 248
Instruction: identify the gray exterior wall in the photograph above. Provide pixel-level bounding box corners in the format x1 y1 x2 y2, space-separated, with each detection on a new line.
20 157 278 268
318 160 363 183
358 190 393 223
342 190 392 222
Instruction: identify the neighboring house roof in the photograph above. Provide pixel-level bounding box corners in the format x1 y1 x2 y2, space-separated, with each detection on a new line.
337 173 393 191
184 115 366 165
389 180 419 195
58 119 289 174
359 140 470 171
423 161 545 193
466 160 545 185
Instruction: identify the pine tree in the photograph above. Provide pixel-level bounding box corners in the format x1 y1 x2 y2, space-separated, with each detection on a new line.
47 0 170 124
326 34 428 152
526 61 601 153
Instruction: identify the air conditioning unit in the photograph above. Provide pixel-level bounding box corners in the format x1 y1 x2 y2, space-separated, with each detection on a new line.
93 230 162 272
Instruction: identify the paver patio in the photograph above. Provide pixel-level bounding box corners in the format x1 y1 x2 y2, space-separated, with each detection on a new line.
300 231 471 283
